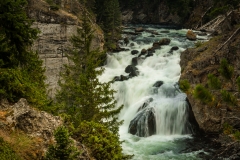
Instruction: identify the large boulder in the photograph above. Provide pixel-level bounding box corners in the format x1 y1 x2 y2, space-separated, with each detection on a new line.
186 30 197 41
4 98 62 139
158 38 171 45
128 107 156 137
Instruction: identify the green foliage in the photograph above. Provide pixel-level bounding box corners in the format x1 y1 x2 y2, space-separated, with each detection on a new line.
0 0 51 111
95 0 122 49
221 90 237 106
193 84 213 104
74 121 132 160
0 0 39 68
45 126 80 160
237 76 240 92
207 74 222 90
179 79 190 93
223 123 233 135
0 137 21 160
56 9 123 133
233 130 240 140
219 59 234 81
194 41 204 48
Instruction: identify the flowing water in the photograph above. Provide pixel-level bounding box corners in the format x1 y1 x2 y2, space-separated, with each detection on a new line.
99 25 208 160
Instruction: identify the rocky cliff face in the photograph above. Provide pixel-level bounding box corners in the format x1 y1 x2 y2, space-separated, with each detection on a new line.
180 11 240 134
28 0 104 98
121 1 182 25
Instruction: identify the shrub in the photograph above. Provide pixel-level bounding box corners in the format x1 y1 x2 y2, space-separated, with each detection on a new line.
219 59 234 81
0 137 21 160
45 126 80 160
193 84 213 104
207 74 221 89
233 131 240 140
179 79 191 93
223 123 233 135
74 121 132 160
194 41 204 48
237 76 240 92
221 90 237 106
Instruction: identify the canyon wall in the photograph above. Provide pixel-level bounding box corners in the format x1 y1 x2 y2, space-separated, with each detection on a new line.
28 0 104 98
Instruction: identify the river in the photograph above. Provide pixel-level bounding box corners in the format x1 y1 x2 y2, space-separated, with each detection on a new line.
99 25 208 160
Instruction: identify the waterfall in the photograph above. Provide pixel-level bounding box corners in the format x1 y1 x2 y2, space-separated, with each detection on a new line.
99 25 207 159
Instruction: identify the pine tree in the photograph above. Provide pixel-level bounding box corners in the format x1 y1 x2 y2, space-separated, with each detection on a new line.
95 0 122 49
56 6 123 133
0 0 39 68
0 0 49 109
45 126 80 160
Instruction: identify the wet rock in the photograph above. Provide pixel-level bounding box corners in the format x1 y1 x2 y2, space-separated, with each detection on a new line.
113 76 121 82
125 65 139 78
132 57 139 66
160 30 170 33
169 46 179 54
135 27 145 32
153 81 164 87
170 46 179 51
131 50 139 55
120 75 129 81
124 37 130 45
137 98 153 112
128 107 156 137
125 65 138 73
129 69 139 78
158 38 171 45
146 52 154 57
186 30 197 41
138 49 147 57
130 43 135 46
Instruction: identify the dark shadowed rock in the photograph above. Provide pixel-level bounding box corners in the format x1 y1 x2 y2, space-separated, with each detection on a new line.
129 69 139 77
153 81 164 87
120 75 129 81
125 65 138 73
130 43 135 46
158 38 171 45
138 49 147 57
169 46 179 54
146 52 154 57
131 50 139 55
160 30 170 33
124 37 129 45
132 57 139 66
128 107 156 137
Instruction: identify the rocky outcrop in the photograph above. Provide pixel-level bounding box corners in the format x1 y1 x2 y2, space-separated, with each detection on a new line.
180 25 240 134
0 98 61 159
28 0 104 98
